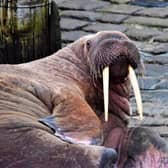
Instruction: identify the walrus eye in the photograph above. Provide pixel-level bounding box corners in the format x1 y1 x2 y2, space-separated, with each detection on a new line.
86 40 92 50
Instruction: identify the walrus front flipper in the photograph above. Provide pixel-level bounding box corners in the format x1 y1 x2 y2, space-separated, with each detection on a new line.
39 94 103 145
0 118 117 168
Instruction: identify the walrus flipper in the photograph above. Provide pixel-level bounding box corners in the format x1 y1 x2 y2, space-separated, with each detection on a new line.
124 127 168 168
0 123 117 168
39 94 103 145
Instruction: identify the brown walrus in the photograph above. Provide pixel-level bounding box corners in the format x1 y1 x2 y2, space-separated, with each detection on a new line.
0 31 167 168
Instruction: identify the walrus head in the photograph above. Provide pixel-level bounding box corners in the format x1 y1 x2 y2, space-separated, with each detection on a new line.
83 31 143 123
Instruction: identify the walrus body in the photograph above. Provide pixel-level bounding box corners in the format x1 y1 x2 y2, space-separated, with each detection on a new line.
0 31 167 167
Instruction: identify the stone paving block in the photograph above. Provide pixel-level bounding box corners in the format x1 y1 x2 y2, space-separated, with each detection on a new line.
138 42 168 54
138 76 160 90
145 104 168 117
109 0 131 4
53 0 65 5
60 18 89 30
58 0 111 11
141 52 168 65
153 32 168 43
62 31 91 43
130 90 168 118
165 137 168 141
132 40 145 49
145 126 168 138
61 10 128 24
164 28 168 32
125 26 161 41
131 99 168 117
161 108 168 118
98 13 129 24
156 52 168 58
140 116 168 126
136 6 168 18
131 90 168 106
125 16 168 28
83 22 128 33
141 90 168 105
97 4 143 14
144 64 168 77
61 10 102 21
139 51 155 63
150 79 168 90
144 53 168 65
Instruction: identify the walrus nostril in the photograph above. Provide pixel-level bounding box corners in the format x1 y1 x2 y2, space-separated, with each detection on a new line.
99 148 117 168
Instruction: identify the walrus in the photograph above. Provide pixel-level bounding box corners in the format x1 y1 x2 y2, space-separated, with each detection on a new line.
0 31 167 168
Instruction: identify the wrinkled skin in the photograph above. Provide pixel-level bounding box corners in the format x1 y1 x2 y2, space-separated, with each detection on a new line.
0 31 167 168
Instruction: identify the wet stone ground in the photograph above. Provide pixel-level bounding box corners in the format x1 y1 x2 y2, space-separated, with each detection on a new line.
55 0 168 141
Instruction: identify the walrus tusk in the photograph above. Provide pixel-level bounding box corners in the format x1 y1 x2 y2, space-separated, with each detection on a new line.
129 66 143 120
103 66 109 122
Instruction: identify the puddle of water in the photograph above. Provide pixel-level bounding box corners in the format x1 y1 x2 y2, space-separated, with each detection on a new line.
130 0 168 7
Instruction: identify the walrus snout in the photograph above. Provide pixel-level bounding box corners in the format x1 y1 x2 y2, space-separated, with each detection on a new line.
88 38 140 79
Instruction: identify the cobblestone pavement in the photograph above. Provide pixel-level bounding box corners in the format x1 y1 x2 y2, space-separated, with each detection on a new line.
56 0 168 141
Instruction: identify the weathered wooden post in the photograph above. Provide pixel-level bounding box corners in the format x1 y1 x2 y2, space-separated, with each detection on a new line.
0 0 61 64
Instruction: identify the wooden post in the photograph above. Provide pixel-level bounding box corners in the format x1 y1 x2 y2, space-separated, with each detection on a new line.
0 0 61 64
